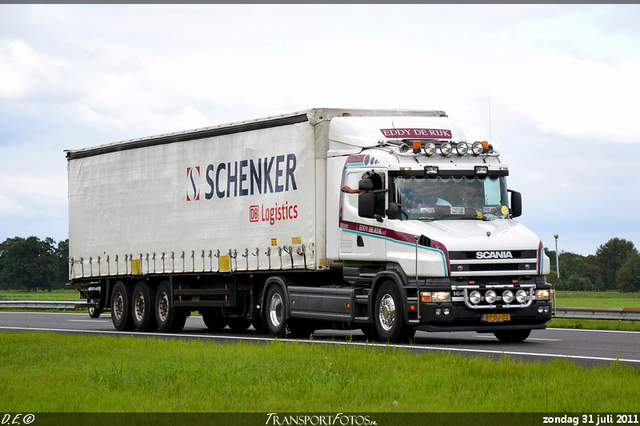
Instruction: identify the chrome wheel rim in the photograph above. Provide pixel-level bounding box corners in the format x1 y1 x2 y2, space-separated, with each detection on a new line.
134 292 145 322
379 293 396 332
269 292 284 328
158 292 169 323
114 293 124 320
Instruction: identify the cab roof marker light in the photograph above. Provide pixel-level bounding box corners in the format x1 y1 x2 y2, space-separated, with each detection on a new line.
475 166 489 175
424 166 439 175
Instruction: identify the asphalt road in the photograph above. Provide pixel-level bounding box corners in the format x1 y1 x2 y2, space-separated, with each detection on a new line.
1 311 639 368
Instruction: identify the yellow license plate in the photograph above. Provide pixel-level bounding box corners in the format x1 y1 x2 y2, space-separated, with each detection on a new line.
482 313 511 322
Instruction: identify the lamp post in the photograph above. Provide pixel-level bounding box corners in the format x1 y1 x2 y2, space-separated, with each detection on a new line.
554 234 559 315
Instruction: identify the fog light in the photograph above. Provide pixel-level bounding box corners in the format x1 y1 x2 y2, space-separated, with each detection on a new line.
443 308 451 316
538 306 544 313
485 290 497 304
435 308 442 316
502 290 514 304
516 289 527 304
544 306 550 313
469 290 481 304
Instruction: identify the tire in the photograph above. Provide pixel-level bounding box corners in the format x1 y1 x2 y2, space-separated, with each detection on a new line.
88 299 101 318
201 310 227 330
373 281 413 343
227 317 252 330
111 281 134 331
132 281 158 332
494 329 531 343
155 281 187 333
265 285 288 338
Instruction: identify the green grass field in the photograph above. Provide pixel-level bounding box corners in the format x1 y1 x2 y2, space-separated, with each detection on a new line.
0 331 638 413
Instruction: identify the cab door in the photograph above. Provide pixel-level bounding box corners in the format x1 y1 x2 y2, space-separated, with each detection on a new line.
339 169 388 261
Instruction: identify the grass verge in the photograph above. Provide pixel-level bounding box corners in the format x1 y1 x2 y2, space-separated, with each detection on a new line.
0 332 638 413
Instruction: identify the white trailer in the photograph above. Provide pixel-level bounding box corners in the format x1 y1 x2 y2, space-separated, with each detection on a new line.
67 108 552 342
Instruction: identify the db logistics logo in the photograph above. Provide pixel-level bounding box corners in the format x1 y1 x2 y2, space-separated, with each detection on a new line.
186 167 200 201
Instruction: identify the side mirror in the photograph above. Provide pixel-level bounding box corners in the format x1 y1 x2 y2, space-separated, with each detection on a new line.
508 189 522 218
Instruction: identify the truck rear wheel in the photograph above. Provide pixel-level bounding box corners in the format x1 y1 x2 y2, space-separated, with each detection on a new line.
265 285 288 338
132 281 158 332
155 281 187 333
111 281 134 331
373 281 414 343
201 310 227 330
494 329 531 343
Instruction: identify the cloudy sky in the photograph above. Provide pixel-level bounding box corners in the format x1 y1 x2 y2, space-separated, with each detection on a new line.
1 4 639 256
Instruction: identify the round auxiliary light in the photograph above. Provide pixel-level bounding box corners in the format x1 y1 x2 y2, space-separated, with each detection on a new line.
469 290 481 304
440 142 452 156
424 142 437 156
516 289 528 304
502 290 514 304
456 142 469 155
472 141 485 155
485 290 497 304
399 143 410 153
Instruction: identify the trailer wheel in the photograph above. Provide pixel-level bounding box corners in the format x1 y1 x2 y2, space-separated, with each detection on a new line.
132 281 158 332
494 329 531 343
155 281 187 333
373 281 413 343
265 285 288 338
111 281 134 331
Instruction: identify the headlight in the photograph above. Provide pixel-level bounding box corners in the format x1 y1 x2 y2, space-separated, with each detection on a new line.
440 142 452 156
420 291 451 303
536 289 551 300
456 142 468 155
469 290 481 304
516 289 528 304
472 141 485 155
433 292 451 303
485 290 497 304
424 142 437 156
502 290 514 304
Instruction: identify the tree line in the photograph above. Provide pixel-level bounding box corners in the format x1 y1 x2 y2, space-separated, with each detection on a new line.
546 237 639 292
0 237 69 291
0 235 639 292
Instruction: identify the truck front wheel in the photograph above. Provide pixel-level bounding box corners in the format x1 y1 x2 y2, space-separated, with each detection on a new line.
111 281 134 331
265 285 287 338
494 329 531 343
373 281 414 343
155 281 187 333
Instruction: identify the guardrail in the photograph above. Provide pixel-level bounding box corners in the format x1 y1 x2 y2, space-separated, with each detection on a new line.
1 301 639 322
0 300 97 309
554 306 640 322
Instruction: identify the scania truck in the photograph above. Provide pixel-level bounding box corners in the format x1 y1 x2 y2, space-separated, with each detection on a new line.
67 108 552 343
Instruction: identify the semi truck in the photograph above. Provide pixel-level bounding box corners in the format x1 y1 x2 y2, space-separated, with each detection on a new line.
67 107 553 343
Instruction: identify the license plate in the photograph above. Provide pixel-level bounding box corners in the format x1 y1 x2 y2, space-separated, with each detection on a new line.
482 313 511 322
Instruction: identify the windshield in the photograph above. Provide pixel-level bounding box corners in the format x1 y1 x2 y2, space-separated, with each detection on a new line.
392 175 509 221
